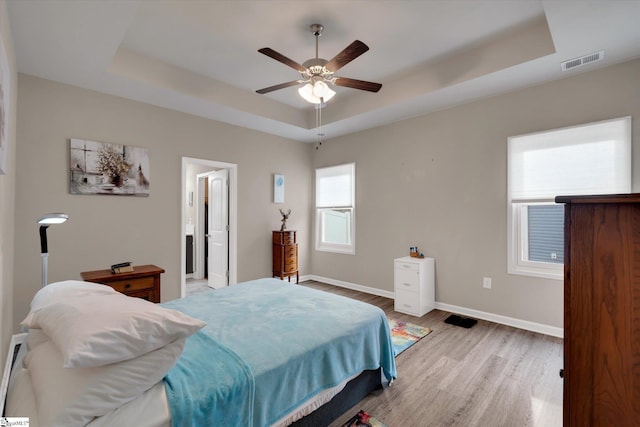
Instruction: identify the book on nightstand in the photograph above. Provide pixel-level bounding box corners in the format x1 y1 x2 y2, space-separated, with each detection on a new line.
111 262 133 274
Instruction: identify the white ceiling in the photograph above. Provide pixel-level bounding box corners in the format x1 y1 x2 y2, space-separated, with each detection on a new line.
7 0 640 143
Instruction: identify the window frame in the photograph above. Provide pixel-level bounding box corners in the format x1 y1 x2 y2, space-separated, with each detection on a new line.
315 163 356 255
507 116 631 280
508 201 564 280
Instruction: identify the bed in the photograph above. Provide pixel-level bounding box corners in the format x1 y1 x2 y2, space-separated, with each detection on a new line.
3 278 396 426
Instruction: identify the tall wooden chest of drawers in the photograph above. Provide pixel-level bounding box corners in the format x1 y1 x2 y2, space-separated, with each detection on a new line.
272 230 298 283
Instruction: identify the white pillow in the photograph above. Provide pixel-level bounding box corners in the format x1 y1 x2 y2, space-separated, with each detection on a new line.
26 328 49 350
30 280 116 312
22 291 205 368
24 338 184 427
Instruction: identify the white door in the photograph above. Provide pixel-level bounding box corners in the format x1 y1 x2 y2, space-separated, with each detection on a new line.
207 169 229 289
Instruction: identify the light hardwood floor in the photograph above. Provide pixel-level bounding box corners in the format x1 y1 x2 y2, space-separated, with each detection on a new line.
299 280 564 427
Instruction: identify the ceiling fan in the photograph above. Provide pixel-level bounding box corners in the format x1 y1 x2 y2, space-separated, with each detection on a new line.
256 24 382 103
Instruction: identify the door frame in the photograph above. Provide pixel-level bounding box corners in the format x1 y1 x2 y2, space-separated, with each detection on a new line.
181 157 238 297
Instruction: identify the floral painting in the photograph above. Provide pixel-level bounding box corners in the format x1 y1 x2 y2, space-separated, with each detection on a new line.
69 138 150 196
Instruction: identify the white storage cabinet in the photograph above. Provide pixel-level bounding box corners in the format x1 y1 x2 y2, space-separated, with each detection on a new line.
394 256 435 317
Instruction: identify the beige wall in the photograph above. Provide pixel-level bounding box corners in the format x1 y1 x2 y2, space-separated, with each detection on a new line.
0 0 17 367
311 58 640 329
13 75 312 330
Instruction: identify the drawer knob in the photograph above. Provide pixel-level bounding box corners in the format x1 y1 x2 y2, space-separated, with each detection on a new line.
125 283 131 289
403 283 412 286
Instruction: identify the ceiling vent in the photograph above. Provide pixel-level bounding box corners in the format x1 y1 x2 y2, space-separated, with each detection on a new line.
561 50 604 71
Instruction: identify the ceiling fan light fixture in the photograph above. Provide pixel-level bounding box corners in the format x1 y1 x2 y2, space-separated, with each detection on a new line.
312 80 332 98
298 83 319 104
298 81 336 104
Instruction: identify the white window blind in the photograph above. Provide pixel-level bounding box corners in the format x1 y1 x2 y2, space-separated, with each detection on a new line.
509 116 631 201
507 116 632 280
315 163 355 254
316 163 355 207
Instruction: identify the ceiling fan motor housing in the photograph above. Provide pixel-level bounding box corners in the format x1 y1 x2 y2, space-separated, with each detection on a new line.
301 58 334 81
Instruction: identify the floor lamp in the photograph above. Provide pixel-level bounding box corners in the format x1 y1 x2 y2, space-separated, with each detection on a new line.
38 213 69 287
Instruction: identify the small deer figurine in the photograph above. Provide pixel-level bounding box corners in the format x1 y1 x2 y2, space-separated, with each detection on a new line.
279 208 291 231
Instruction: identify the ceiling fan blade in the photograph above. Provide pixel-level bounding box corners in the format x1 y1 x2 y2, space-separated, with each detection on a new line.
256 80 301 94
324 40 370 72
333 77 382 93
258 48 306 73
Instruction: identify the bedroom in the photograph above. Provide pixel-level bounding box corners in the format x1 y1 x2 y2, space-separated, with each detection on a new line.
1 1 640 426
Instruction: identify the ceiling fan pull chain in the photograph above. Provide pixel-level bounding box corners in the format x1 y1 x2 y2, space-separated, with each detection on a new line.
316 100 324 150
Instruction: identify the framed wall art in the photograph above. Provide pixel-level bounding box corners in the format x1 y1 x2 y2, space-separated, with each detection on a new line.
273 173 284 203
69 138 150 196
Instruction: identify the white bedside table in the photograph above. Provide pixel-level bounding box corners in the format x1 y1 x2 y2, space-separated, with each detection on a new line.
394 256 435 316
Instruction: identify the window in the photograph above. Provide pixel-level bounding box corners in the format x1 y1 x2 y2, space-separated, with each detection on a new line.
508 116 631 279
315 163 355 254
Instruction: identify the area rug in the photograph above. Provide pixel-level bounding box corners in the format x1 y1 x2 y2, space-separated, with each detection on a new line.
341 409 388 427
388 318 432 356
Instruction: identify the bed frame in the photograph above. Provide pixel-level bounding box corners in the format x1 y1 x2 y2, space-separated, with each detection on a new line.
291 368 382 427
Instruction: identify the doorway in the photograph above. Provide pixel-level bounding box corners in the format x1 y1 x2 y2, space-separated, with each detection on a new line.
181 157 238 297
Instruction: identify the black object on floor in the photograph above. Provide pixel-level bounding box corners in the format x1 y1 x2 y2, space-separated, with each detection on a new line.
445 314 478 329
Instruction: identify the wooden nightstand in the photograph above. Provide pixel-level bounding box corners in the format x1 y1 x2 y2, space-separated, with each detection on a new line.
80 264 164 303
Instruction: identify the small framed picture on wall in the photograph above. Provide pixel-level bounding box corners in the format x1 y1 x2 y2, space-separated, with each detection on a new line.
274 173 284 203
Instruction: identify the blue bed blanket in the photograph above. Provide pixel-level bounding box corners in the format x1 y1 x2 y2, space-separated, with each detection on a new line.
162 278 396 427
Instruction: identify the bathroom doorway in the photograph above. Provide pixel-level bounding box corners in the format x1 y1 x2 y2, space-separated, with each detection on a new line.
181 157 237 297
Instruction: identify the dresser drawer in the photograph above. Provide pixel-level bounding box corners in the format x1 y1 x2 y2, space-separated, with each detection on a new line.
395 268 420 292
395 289 421 315
284 245 297 258
395 260 419 272
106 276 155 294
273 231 296 244
283 257 297 272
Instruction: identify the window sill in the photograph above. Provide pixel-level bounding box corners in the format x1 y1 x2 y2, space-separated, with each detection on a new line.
315 245 356 255
508 265 563 281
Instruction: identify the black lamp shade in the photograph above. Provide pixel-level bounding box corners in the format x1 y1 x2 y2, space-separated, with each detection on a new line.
39 225 49 254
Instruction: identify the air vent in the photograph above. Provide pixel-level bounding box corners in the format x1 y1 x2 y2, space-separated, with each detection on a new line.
561 50 604 71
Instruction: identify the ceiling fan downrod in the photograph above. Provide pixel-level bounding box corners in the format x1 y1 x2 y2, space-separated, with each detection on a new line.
310 24 323 59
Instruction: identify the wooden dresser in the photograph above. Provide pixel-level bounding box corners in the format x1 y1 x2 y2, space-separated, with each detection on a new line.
556 194 640 426
272 230 298 283
80 264 164 303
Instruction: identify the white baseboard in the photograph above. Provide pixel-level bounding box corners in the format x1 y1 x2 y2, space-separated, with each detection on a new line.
435 302 563 338
306 275 395 299
306 275 563 338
